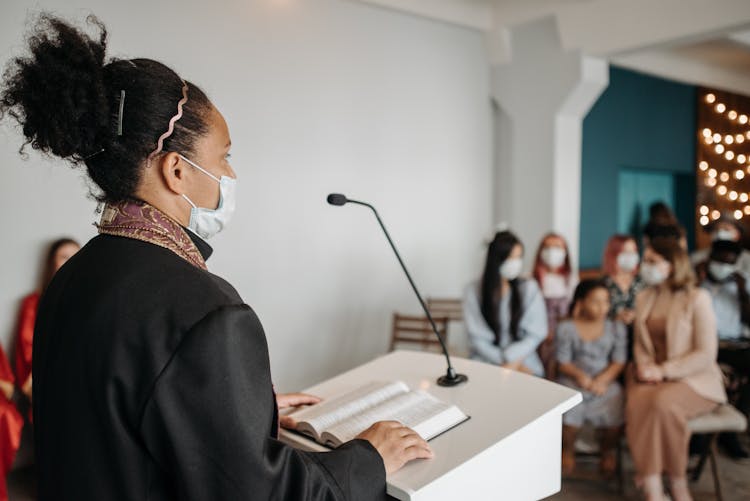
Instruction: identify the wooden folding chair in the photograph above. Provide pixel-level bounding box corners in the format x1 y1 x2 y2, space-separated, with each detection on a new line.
389 313 449 352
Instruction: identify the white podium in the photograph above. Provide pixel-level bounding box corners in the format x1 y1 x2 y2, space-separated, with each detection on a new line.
280 351 582 501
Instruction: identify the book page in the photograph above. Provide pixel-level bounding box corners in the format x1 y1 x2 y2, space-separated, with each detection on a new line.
290 381 409 436
323 390 462 445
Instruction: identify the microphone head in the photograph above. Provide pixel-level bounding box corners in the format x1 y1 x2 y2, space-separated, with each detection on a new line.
327 193 348 206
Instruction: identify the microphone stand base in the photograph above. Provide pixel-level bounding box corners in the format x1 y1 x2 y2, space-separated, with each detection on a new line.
437 372 468 387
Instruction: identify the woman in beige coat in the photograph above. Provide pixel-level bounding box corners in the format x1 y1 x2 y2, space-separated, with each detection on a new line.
626 236 726 501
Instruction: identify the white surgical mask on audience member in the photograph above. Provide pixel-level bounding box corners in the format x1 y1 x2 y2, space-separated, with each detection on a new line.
715 229 737 242
179 154 237 240
617 252 640 272
541 247 566 269
500 258 523 280
640 263 667 286
709 261 736 282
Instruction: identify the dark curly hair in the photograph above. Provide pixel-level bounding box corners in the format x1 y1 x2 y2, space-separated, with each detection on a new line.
0 14 212 203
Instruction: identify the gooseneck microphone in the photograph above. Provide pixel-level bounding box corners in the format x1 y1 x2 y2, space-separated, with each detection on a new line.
326 193 468 387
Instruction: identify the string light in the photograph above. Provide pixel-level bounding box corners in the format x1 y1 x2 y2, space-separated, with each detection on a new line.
705 136 714 145
714 133 722 142
700 205 709 215
706 94 716 104
741 193 749 203
739 154 747 164
716 144 726 154
745 205 750 215
737 135 745 144
725 135 735 144
708 168 717 178
712 210 722 220
729 110 738 120
736 169 746 180
699 161 709 171
735 210 744 220
718 185 728 195
700 216 710 226
707 177 718 187
716 103 726 113
726 151 736 161
730 191 739 200
720 172 730 182
741 115 748 124
702 128 712 137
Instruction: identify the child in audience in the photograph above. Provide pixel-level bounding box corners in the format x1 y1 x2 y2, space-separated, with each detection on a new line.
556 279 627 477
533 233 578 378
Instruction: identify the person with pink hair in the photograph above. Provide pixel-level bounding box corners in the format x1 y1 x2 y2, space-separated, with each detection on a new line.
532 233 578 377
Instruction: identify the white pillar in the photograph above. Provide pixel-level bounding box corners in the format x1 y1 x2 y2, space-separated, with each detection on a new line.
490 17 608 268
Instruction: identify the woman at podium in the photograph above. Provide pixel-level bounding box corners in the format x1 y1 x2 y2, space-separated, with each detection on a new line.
463 230 548 376
0 14 430 501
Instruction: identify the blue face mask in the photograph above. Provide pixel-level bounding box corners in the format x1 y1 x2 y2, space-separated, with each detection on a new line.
179 154 236 240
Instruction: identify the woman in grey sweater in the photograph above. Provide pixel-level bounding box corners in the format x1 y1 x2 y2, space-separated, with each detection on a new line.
463 231 548 376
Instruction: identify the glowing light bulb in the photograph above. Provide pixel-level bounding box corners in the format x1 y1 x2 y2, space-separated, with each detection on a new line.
735 210 744 220
737 169 746 180
708 168 717 178
716 103 727 113
741 115 748 124
741 193 749 203
700 205 709 215
714 133 722 142
702 128 712 137
706 94 716 104
745 205 750 215
716 144 726 154
726 135 735 144
707 177 718 187
720 172 730 182
699 161 709 171
737 135 745 144
726 151 735 161
700 215 710 226
730 191 739 200
718 185 728 195
739 155 747 164
746 131 750 140
729 110 738 120
705 136 714 145
712 210 721 220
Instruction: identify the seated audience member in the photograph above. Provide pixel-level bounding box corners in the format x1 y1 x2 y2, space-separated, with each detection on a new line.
642 202 687 250
626 236 726 501
556 279 626 477
0 346 23 501
699 239 750 459
463 230 547 376
533 233 578 378
15 238 80 405
692 216 750 275
601 234 645 358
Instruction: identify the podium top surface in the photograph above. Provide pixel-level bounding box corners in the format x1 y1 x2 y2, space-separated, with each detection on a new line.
279 350 581 496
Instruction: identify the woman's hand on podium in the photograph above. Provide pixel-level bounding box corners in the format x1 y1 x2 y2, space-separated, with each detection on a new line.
356 421 434 474
276 392 321 429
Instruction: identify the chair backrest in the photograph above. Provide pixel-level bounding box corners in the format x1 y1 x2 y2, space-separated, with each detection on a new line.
390 313 449 352
426 297 463 322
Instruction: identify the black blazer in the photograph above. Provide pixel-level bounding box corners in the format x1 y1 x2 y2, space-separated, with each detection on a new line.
33 233 385 500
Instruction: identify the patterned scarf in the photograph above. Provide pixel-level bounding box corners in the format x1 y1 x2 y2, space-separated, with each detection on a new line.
97 200 207 270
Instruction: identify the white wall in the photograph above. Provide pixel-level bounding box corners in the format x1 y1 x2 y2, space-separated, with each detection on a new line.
0 0 492 390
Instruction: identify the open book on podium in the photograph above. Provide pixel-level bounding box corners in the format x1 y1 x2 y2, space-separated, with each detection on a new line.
280 351 582 501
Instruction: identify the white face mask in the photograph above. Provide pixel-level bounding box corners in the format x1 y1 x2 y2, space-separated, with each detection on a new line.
640 262 667 286
499 258 523 280
709 261 736 282
179 154 237 240
541 247 566 269
617 251 640 272
714 229 738 242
